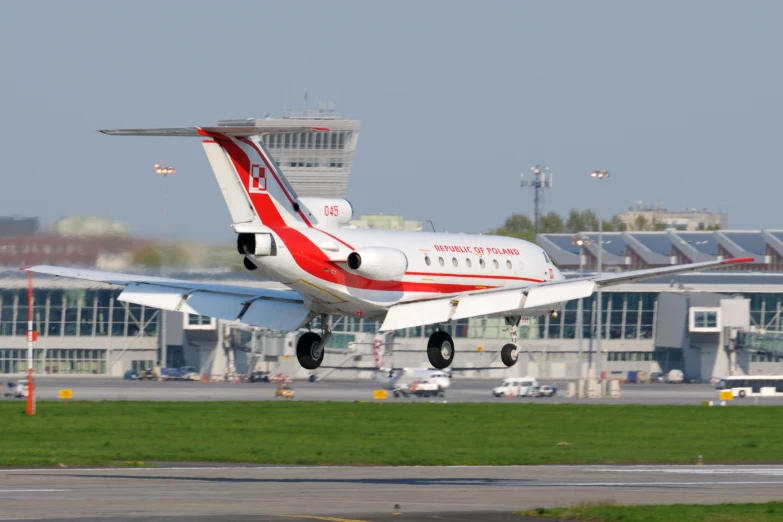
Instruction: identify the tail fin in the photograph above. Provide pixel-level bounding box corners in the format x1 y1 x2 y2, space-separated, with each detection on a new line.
101 126 324 229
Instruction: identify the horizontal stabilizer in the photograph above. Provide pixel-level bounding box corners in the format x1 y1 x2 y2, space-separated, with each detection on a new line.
100 126 329 137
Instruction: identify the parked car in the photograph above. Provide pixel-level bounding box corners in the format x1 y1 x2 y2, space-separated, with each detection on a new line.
180 366 200 381
650 372 665 383
531 385 556 397
249 371 271 383
123 370 140 380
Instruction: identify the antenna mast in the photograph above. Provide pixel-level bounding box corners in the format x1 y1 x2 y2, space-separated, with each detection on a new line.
520 165 553 235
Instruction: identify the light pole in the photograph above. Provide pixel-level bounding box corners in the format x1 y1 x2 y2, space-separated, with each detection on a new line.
572 236 590 386
154 164 175 369
590 170 610 386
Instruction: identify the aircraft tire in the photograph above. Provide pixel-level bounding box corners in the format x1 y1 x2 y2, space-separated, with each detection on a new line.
501 343 519 367
427 331 455 369
243 257 257 271
296 332 325 370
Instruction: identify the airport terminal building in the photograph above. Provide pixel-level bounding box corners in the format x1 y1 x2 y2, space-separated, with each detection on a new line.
2 264 783 382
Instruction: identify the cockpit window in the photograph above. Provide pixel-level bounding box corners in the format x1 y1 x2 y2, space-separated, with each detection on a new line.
543 251 552 264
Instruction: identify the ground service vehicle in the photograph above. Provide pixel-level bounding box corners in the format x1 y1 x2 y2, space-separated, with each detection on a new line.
275 385 295 398
666 369 684 383
492 377 538 397
716 375 783 398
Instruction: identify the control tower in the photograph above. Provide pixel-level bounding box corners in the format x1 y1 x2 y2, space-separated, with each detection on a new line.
218 107 361 198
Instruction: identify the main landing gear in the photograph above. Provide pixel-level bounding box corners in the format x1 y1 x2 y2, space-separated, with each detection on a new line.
296 314 332 370
500 316 524 368
427 330 454 369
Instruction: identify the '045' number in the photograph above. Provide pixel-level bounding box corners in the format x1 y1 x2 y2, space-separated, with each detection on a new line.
324 205 339 217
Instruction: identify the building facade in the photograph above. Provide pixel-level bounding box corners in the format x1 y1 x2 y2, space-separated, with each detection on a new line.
4 270 783 382
615 208 727 231
539 230 783 272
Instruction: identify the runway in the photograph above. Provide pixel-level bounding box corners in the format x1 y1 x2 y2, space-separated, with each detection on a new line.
13 377 783 405
2 464 783 521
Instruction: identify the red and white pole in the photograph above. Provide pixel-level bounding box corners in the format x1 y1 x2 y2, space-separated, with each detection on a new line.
26 271 35 416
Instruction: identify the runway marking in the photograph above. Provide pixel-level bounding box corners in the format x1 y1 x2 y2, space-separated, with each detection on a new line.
592 468 783 476
274 515 369 522
499 480 783 487
0 489 71 493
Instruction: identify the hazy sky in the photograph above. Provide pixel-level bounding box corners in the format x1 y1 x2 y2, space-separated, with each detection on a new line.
1 1 781 242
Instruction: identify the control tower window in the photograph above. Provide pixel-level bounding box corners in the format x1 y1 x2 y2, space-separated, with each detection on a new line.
284 133 291 149
339 132 345 149
315 133 322 149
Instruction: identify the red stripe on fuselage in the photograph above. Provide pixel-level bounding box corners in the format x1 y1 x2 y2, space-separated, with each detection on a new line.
318 229 355 251
238 137 313 227
406 271 544 282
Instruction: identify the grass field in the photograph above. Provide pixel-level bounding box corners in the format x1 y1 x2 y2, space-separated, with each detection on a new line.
517 502 783 521
2 401 783 467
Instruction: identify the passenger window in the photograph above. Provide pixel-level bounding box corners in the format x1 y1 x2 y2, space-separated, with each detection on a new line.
479 258 486 268
493 259 499 269
452 258 458 267
466 258 472 268
506 260 512 269
425 256 431 266
438 257 445 267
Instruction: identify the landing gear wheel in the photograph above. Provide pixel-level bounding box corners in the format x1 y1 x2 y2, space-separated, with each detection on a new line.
243 257 257 271
296 332 324 370
501 343 519 367
427 331 455 369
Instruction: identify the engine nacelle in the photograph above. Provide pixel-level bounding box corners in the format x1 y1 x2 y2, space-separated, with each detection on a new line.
298 197 353 228
346 247 408 281
237 233 275 256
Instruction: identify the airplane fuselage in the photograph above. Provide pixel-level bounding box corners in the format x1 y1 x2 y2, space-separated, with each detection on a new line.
247 225 566 320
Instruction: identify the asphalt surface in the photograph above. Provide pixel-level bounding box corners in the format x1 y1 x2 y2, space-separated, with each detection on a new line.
2 464 783 521
9 377 783 405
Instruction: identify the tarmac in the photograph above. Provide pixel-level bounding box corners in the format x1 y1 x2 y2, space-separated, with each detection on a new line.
12 377 783 405
2 464 783 521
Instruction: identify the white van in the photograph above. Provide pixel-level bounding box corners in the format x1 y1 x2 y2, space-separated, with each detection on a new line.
492 376 538 398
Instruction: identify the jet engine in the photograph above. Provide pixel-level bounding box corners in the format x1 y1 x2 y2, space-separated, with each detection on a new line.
236 233 275 256
298 197 353 228
346 247 408 281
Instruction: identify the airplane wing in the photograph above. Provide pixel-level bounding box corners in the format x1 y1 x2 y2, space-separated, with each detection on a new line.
379 257 754 331
23 265 312 331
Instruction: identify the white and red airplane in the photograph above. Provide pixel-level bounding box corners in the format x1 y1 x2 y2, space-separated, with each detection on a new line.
25 124 753 371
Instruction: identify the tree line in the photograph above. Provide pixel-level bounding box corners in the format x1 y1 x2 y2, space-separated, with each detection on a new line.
489 209 676 242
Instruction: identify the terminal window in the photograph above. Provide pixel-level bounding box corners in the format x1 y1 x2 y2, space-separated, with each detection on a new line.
693 311 718 328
